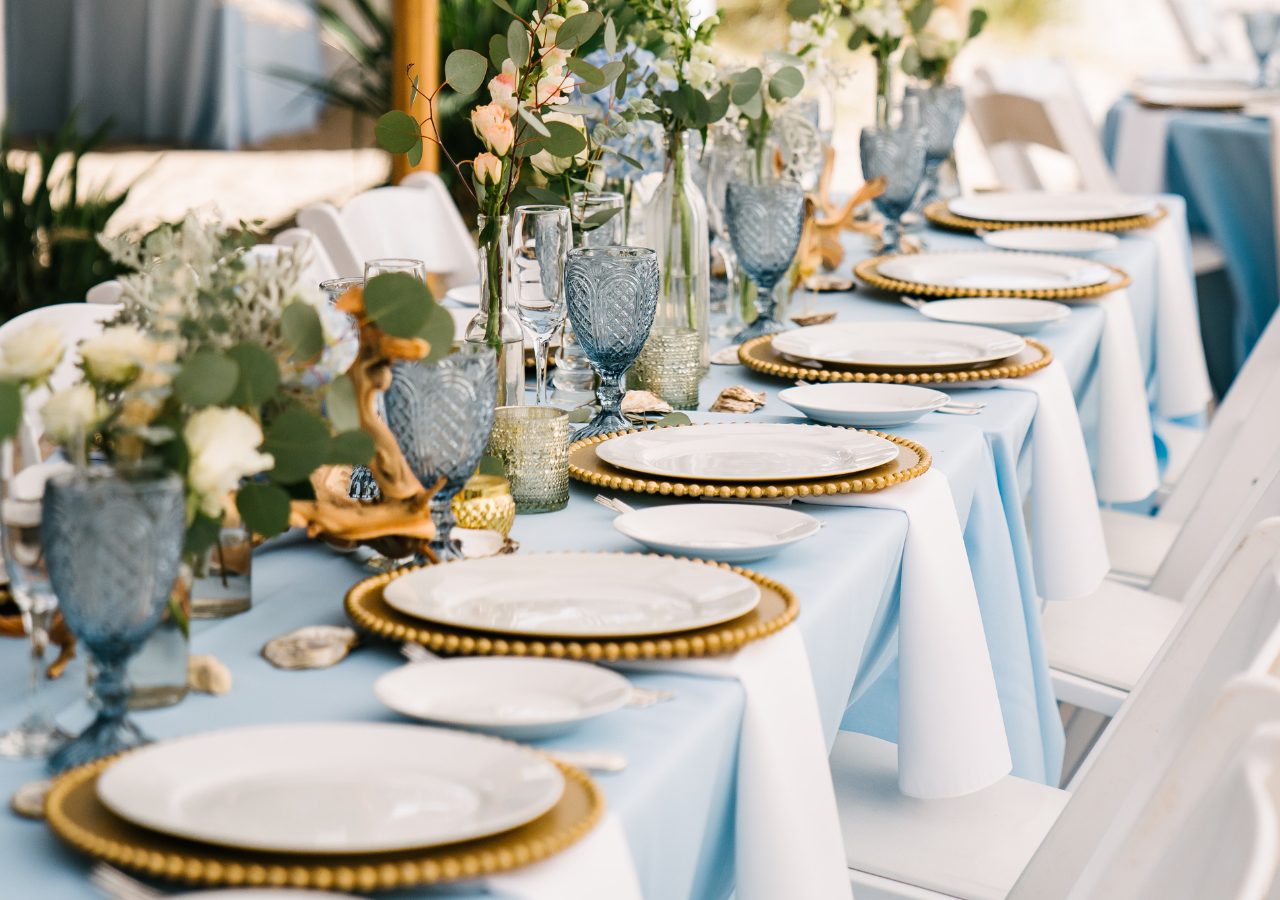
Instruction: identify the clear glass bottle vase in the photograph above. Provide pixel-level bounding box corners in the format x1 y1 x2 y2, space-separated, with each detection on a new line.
465 214 525 408
643 132 711 378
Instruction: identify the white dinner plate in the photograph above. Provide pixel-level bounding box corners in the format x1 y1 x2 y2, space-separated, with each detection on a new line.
612 503 823 563
383 553 761 637
96 723 564 853
1133 80 1275 109
182 893 357 899
376 658 633 740
771 322 1026 368
876 252 1112 291
779 383 951 427
914 298 1071 335
445 283 481 306
596 423 900 481
947 192 1158 223
980 227 1119 255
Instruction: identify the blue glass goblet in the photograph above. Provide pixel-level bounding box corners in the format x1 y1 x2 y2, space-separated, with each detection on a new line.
904 84 965 208
1245 11 1280 87
43 467 185 772
727 181 806 342
564 247 660 439
384 344 498 562
860 101 927 255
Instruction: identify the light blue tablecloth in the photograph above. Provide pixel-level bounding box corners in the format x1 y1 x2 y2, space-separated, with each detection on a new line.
5 0 324 148
0 221 1179 898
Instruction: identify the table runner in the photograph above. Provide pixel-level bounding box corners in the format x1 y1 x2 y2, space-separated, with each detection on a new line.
485 812 644 900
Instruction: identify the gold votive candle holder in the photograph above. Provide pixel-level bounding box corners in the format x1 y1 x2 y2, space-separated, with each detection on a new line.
628 325 701 410
485 406 571 514
451 474 517 535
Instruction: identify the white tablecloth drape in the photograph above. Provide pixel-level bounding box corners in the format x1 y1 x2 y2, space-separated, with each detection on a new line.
486 812 644 900
804 469 1013 799
1113 104 1178 196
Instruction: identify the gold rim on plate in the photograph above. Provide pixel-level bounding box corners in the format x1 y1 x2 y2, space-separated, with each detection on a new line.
45 752 603 893
347 552 800 660
854 254 1132 300
923 201 1169 234
738 334 1053 384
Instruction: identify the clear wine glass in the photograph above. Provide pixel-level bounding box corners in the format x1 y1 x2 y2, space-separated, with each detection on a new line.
859 96 927 255
707 131 749 339
511 205 570 406
1245 11 1280 87
0 448 72 759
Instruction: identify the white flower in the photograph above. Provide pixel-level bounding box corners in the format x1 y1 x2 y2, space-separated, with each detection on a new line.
534 71 572 106
41 384 103 443
534 12 564 47
565 0 589 16
856 0 906 40
184 407 275 519
692 42 719 63
916 6 965 59
0 320 64 383
656 59 678 81
531 112 589 175
683 58 717 90
79 325 154 383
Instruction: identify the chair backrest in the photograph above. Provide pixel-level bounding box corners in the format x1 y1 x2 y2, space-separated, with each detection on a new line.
272 227 340 287
1010 518 1280 899
85 280 123 305
338 186 479 289
967 62 1119 194
1166 0 1230 64
296 201 364 278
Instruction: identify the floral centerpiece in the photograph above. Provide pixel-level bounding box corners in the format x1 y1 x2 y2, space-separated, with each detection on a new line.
901 0 988 85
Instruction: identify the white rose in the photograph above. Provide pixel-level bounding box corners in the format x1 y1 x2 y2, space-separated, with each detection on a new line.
917 7 964 59
184 407 275 519
79 325 154 383
564 0 589 16
41 384 103 443
534 12 564 47
692 42 719 63
531 112 589 176
683 58 717 90
656 59 678 82
0 320 64 383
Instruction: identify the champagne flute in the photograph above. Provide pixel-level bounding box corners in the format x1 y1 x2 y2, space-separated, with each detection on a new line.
511 206 570 406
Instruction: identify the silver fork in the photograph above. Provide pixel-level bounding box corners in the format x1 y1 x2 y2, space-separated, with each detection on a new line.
90 864 161 900
594 494 637 515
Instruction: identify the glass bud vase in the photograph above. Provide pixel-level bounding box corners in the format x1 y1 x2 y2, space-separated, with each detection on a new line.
640 132 710 407
465 214 525 408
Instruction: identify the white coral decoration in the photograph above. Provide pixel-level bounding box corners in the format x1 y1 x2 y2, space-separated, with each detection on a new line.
79 325 155 383
184 407 275 519
41 384 104 443
0 320 64 383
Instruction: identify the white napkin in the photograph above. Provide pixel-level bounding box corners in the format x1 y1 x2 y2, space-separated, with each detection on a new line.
1112 102 1177 195
1137 212 1214 419
485 812 644 900
804 468 1013 798
991 360 1113 601
615 626 854 900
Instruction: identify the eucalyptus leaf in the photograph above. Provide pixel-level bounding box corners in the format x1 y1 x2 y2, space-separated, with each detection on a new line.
600 60 625 83
281 301 325 362
477 454 506 477
604 16 617 55
910 0 935 32
515 137 545 158
785 0 821 18
556 103 595 115
374 110 420 154
969 7 988 38
654 412 692 427
491 0 516 14
235 482 293 538
407 138 424 168
542 120 586 157
729 68 763 106
526 185 567 205
763 49 804 66
0 381 21 442
364 271 435 338
416 301 457 364
567 57 605 85
739 91 763 120
768 66 804 102
262 408 331 484
508 20 530 65
848 25 870 50
326 430 376 467
226 343 281 408
618 152 643 169
579 78 612 95
325 374 360 432
583 206 621 227
692 89 712 126
566 407 593 423
183 511 223 558
707 84 731 122
554 11 602 50
489 33 509 69
518 103 551 137
900 44 922 77
174 352 239 409
444 49 488 96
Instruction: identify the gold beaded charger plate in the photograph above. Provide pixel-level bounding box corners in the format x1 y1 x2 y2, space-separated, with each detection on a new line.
346 552 800 661
45 752 602 893
854 254 1131 300
738 334 1053 384
924 201 1168 234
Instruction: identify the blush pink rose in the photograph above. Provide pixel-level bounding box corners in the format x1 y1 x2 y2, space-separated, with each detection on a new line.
474 152 503 185
471 103 514 156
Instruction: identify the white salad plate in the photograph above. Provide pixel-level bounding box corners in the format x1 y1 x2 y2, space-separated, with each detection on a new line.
95 723 564 853
779 383 951 427
947 192 1158 223
612 503 823 563
376 657 633 740
913 298 1071 335
771 321 1026 368
383 553 762 637
444 283 481 306
980 227 1119 255
876 251 1112 291
595 422 900 481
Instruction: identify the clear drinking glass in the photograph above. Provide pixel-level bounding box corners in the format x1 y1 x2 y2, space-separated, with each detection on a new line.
860 96 928 255
0 450 72 759
44 465 186 772
364 258 430 282
485 407 570 514
563 247 660 439
320 277 363 305
707 130 749 339
727 180 807 342
1245 11 1280 87
384 344 498 562
904 84 966 209
511 205 570 406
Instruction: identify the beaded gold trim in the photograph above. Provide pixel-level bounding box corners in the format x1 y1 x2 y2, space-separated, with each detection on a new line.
923 201 1168 234
854 254 1132 299
44 752 603 892
346 552 800 660
569 424 930 500
738 334 1053 384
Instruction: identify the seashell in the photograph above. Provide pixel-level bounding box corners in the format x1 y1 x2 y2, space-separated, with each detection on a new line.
709 385 768 414
452 527 520 559
262 625 359 670
802 274 854 293
188 654 233 695
10 779 51 819
790 310 838 327
710 345 743 366
620 390 673 415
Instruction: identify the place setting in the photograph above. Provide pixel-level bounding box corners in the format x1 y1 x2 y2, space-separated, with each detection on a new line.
922 190 1168 234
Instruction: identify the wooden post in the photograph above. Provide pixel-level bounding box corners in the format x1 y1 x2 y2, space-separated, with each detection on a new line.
391 0 440 181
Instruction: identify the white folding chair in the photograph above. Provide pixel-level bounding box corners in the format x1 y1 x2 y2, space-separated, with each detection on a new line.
85 280 123 305
834 518 1280 900
271 227 340 287
1166 0 1233 65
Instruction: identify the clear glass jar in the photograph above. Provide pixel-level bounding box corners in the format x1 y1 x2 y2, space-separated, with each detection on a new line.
464 214 525 407
189 522 252 619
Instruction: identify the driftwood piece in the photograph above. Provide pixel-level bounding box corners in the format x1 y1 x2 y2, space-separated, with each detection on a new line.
287 286 444 552
0 610 76 680
808 146 887 270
